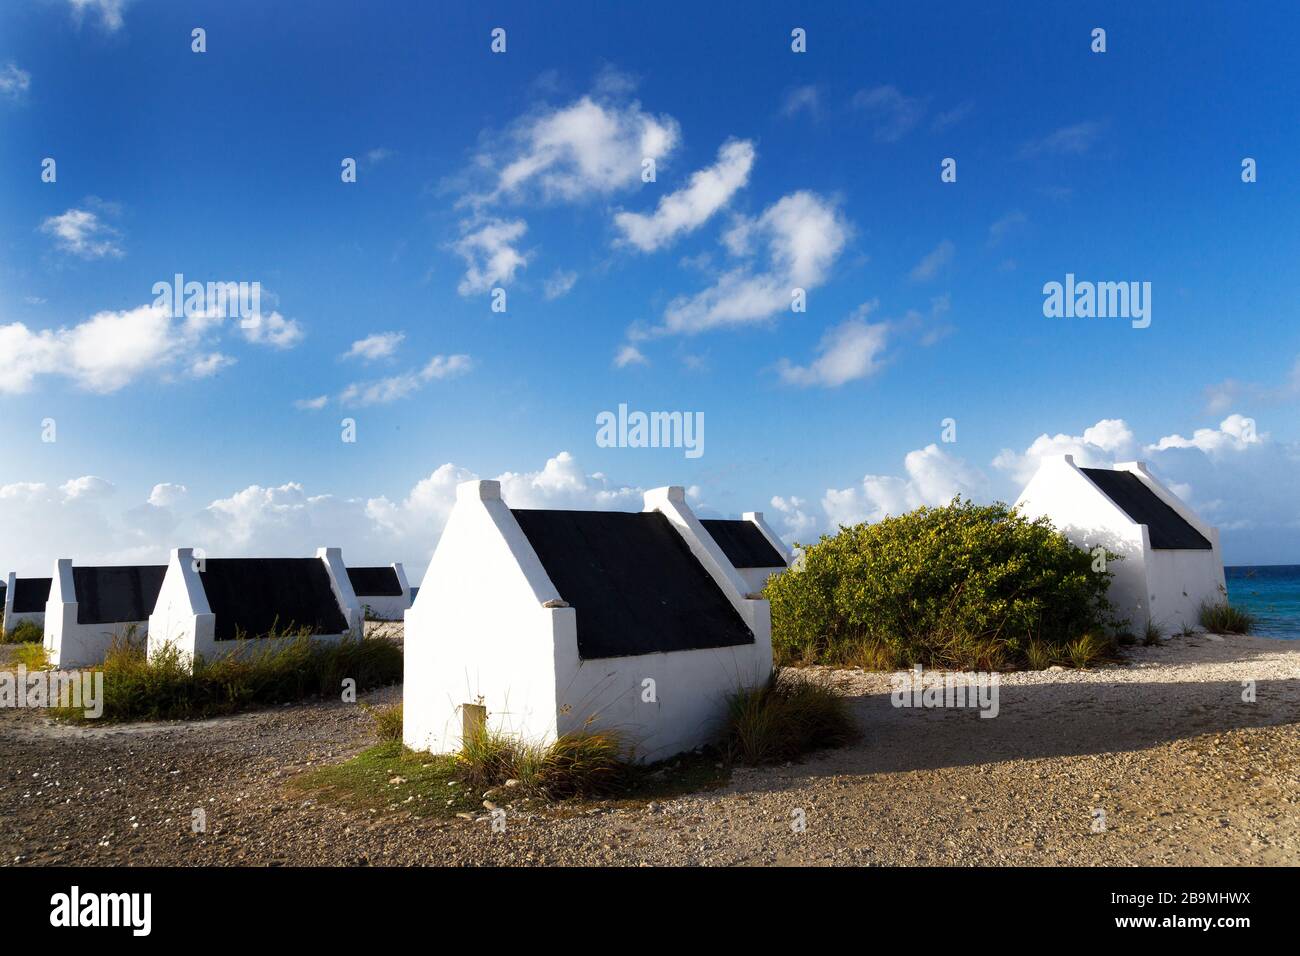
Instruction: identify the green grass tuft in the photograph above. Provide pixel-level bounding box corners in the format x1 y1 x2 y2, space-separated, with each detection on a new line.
1143 619 1165 647
363 701 403 743
1199 601 1255 634
721 670 856 765
1067 631 1117 668
456 724 635 800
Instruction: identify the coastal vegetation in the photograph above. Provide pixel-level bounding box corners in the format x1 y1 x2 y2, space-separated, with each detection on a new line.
765 499 1119 670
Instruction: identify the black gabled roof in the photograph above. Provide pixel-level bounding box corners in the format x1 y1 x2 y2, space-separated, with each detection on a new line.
511 509 755 660
198 558 349 641
346 566 403 597
700 519 785 569
12 577 51 613
72 566 167 625
1080 468 1213 550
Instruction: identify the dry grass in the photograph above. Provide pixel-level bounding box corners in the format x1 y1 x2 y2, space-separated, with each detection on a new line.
364 701 403 743
2 641 50 670
722 670 856 765
456 723 635 800
55 630 401 721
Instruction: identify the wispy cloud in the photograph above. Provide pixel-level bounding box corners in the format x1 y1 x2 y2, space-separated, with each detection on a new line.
339 354 472 406
67 0 131 32
613 344 648 368
851 84 926 142
613 139 755 252
908 239 954 282
0 63 31 100
343 331 404 362
777 316 889 388
987 211 1027 246
239 311 303 349
780 84 820 119
543 270 578 300
1019 121 1105 158
930 101 973 132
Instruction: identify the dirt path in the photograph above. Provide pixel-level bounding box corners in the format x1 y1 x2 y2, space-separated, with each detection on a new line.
2 632 1297 866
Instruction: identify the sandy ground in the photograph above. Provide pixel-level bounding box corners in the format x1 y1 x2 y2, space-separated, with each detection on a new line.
1 630 1297 866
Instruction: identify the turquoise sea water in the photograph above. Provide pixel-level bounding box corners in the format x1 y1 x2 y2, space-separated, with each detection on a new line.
1225 565 1300 639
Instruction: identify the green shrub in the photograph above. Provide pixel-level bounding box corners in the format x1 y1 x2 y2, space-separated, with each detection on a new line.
1 620 45 645
2 641 50 670
57 630 402 722
722 671 856 765
1199 601 1255 635
764 499 1119 671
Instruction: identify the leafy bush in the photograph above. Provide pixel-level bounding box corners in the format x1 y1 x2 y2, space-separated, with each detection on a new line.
1199 601 1255 635
57 630 402 721
1 620 44 645
765 499 1118 670
722 671 855 765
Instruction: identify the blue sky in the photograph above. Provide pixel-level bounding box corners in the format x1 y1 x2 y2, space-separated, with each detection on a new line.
2 0 1298 577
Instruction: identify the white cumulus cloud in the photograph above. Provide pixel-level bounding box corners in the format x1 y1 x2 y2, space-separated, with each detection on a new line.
613 139 755 252
40 207 123 259
776 318 889 388
658 191 850 335
453 218 528 295
823 444 987 527
1147 414 1265 455
992 418 1136 486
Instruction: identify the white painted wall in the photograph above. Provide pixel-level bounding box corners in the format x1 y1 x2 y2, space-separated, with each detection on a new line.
147 547 361 665
404 480 564 754
146 549 216 663
1015 455 1225 634
43 559 154 668
1117 461 1227 631
355 562 412 621
404 480 774 762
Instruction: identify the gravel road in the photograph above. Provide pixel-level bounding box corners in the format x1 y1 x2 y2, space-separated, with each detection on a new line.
2 631 1296 866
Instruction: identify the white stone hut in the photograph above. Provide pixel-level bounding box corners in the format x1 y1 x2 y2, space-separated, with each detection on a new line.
404 481 773 762
3 573 51 635
147 547 362 661
346 563 412 621
699 512 790 594
1015 455 1226 634
45 561 167 667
